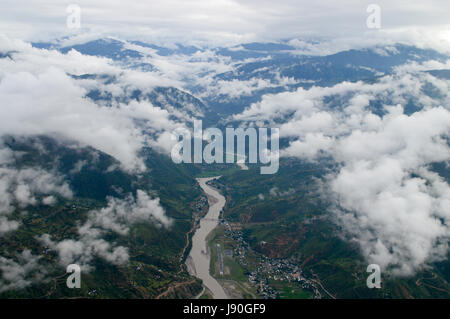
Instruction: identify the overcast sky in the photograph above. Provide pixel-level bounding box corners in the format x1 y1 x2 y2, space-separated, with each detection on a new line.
0 0 450 49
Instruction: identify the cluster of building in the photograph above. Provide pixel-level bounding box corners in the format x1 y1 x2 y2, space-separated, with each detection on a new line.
248 271 279 299
250 256 321 299
193 195 208 214
220 220 322 299
222 225 249 266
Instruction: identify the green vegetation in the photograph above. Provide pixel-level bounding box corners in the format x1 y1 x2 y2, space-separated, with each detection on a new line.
2 136 449 299
0 137 203 298
269 280 313 299
213 157 450 299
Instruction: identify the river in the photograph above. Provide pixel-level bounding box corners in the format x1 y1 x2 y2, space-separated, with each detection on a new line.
186 176 229 299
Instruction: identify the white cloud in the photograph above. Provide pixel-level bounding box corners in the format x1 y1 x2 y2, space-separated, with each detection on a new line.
283 133 334 160
39 190 170 271
234 67 450 275
42 196 56 206
269 187 295 197
0 160 73 236
329 162 450 276
0 218 19 236
85 190 172 236
39 233 129 272
0 250 47 293
0 37 193 172
0 67 146 172
1 1 450 52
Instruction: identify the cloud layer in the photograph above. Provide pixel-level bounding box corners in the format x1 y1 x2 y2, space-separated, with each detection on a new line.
1 1 450 52
0 142 73 236
39 190 170 271
0 36 191 172
0 38 179 289
234 65 450 275
0 250 47 293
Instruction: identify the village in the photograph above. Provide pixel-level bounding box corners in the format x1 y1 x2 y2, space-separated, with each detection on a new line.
218 216 322 299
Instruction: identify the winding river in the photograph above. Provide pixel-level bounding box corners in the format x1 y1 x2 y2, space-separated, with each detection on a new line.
186 177 229 299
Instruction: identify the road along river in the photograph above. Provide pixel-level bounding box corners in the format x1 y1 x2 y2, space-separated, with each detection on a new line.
186 177 229 299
